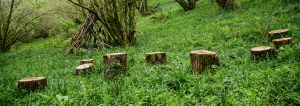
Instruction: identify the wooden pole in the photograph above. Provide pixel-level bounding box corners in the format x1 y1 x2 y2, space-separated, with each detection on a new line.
17 77 47 91
146 52 167 64
190 50 219 74
103 53 127 80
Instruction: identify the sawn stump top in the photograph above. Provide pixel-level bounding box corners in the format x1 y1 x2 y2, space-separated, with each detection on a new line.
190 50 217 55
251 46 272 52
268 29 289 35
18 77 46 82
81 59 95 62
104 53 126 56
146 52 166 54
272 37 292 42
76 63 93 69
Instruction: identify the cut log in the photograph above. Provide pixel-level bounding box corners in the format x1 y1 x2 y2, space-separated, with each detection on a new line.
190 50 219 74
272 37 293 48
76 63 93 75
268 29 290 40
17 77 47 91
251 46 275 60
80 59 95 65
103 53 127 80
146 52 167 64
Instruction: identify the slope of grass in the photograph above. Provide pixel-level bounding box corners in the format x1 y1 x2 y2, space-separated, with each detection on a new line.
1 0 300 105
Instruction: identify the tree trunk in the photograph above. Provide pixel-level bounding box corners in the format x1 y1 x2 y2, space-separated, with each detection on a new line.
272 37 293 48
216 0 234 10
268 29 290 40
80 59 95 65
251 46 275 60
103 53 127 80
76 63 93 75
17 77 47 91
0 45 10 53
146 52 167 64
190 50 219 74
139 0 150 16
176 0 196 11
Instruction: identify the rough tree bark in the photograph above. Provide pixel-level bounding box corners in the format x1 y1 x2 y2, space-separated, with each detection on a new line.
17 77 47 91
251 46 275 60
138 0 150 16
190 50 219 74
146 52 167 64
103 53 127 80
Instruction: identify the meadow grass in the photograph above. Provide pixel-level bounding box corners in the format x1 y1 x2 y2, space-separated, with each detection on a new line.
1 0 300 105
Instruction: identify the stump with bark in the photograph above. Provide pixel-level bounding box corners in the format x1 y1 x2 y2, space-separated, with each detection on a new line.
146 52 167 64
190 50 219 74
103 53 127 80
272 37 293 48
76 63 93 75
251 46 275 60
268 29 290 40
17 77 47 91
80 59 95 65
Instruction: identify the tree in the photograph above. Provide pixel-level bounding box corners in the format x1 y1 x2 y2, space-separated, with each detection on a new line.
66 0 137 54
176 0 196 11
0 0 44 52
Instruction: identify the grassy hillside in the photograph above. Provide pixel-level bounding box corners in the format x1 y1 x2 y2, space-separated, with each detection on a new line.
1 0 300 105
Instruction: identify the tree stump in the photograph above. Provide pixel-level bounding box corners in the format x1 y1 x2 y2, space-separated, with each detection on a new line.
103 53 127 80
80 59 95 65
190 50 219 74
146 52 167 64
272 37 293 48
268 29 290 40
17 77 47 91
251 46 275 60
76 63 93 75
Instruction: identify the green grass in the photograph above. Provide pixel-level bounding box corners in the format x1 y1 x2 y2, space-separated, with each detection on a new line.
1 0 300 105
